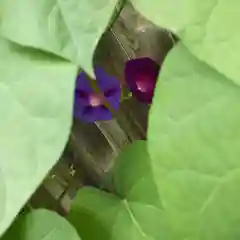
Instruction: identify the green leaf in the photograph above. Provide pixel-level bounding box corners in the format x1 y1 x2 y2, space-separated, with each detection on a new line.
0 37 77 236
131 0 240 86
148 43 240 239
2 209 81 240
68 141 170 240
0 0 118 75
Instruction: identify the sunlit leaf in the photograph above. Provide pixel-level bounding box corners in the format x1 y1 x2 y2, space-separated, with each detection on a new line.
0 0 118 75
2 209 81 240
132 0 240 86
148 43 240 239
0 37 77 237
68 141 170 240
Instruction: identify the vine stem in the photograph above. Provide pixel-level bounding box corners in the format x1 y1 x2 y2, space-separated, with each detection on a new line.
108 0 127 31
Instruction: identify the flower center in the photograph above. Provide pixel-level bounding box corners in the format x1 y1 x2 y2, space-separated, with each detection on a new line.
136 75 153 93
89 93 104 107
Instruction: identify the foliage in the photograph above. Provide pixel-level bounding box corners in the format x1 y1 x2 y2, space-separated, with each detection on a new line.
67 141 169 240
0 36 77 236
2 209 81 240
148 43 240 239
0 0 240 239
0 0 118 237
132 1 240 238
0 0 118 76
132 0 240 85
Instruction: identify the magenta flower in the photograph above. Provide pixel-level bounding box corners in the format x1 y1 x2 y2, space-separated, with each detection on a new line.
74 67 121 122
124 57 160 104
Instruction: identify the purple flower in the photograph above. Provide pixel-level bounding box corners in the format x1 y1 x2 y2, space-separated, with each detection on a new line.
74 67 121 122
124 57 160 104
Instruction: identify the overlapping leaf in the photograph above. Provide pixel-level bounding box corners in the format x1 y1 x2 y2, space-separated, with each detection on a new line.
148 43 240 239
68 141 170 240
2 209 81 240
0 37 77 237
132 0 240 86
0 0 118 75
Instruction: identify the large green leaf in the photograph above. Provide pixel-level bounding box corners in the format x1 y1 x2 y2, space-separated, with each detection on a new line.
131 0 240 86
148 43 240 239
0 37 77 236
0 0 118 75
2 209 81 240
68 141 170 240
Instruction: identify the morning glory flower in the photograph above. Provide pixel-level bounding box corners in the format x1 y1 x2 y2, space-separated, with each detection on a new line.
124 57 160 104
74 67 121 122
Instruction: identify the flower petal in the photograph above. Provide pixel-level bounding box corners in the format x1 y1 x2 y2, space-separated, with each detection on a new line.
104 87 121 110
125 57 160 79
74 71 93 106
75 71 92 92
124 57 160 104
94 67 121 110
94 67 119 90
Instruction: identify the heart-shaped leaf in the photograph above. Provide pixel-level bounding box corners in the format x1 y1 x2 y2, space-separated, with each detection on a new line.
0 37 77 237
148 43 240 239
132 0 240 86
2 209 81 240
0 0 118 75
68 141 170 240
